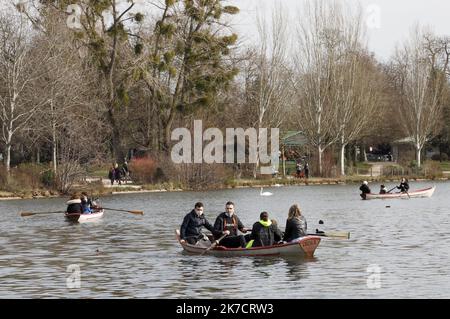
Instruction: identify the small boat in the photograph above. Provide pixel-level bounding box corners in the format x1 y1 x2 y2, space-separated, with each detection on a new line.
175 230 321 257
364 186 436 200
65 210 104 223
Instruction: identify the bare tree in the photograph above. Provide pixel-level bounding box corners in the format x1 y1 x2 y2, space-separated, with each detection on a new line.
243 6 294 176
391 26 450 168
0 10 50 175
294 0 347 176
336 51 382 175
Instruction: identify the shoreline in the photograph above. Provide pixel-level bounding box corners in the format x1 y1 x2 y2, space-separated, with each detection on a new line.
1 176 448 201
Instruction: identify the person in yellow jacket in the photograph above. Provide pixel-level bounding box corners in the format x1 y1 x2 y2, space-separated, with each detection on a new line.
247 212 283 248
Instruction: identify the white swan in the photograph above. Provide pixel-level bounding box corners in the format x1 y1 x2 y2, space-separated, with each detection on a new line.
260 187 273 196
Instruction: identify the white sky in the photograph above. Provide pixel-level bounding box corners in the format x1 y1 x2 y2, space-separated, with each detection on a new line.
1 0 449 61
229 0 450 61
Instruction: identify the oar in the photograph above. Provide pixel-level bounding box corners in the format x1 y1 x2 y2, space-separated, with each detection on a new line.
100 207 144 215
200 233 228 256
387 186 397 194
20 211 66 217
311 230 350 239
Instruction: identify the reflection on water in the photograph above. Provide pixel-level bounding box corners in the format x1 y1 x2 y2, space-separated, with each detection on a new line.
1 181 450 298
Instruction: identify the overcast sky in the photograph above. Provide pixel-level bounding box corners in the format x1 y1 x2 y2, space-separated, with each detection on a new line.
229 0 450 61
1 0 449 61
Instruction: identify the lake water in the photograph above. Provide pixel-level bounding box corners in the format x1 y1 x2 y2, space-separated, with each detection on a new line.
1 181 449 298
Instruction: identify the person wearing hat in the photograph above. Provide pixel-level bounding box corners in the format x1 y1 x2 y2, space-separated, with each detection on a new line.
379 185 387 194
359 181 371 200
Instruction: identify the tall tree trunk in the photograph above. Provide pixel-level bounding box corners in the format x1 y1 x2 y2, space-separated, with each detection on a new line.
340 143 347 176
51 99 57 174
5 143 11 175
416 144 422 169
318 145 324 176
163 111 175 153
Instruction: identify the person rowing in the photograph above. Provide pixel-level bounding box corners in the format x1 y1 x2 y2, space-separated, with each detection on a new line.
213 201 249 248
397 178 410 193
359 181 371 200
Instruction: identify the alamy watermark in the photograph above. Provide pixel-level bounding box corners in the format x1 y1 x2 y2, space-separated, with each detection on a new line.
66 264 81 289
64 0 144 30
171 120 280 175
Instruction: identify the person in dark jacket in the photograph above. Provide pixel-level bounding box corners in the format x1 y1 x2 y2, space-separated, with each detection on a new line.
283 204 307 242
304 162 310 179
108 165 115 185
248 212 283 247
66 194 83 214
359 181 371 200
397 178 410 193
213 201 249 248
180 202 223 245
379 185 387 194
114 163 122 185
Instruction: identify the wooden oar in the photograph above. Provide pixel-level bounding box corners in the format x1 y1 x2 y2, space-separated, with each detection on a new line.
387 186 397 194
20 211 65 217
200 233 228 256
101 207 144 215
311 230 350 239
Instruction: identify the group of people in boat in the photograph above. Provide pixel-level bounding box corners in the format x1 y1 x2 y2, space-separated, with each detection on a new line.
66 192 99 215
359 178 410 199
180 201 307 249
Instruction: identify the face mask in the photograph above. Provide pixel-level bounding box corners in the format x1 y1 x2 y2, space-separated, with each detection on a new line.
195 209 203 216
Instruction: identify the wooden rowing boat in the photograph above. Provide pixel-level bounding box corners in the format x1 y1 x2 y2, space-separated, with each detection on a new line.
364 186 435 200
65 210 104 223
175 230 321 257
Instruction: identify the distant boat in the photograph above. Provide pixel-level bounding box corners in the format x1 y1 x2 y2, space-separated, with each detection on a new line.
364 186 435 200
260 187 273 196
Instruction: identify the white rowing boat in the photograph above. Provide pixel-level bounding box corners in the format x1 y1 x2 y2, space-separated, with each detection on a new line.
364 186 435 200
65 210 104 223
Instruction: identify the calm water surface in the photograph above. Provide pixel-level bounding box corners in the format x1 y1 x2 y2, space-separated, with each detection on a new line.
1 182 449 298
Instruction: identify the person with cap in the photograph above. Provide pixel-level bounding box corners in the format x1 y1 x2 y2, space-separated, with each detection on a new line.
180 202 223 245
359 181 371 200
247 212 284 248
283 204 307 243
213 201 249 248
379 185 387 194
